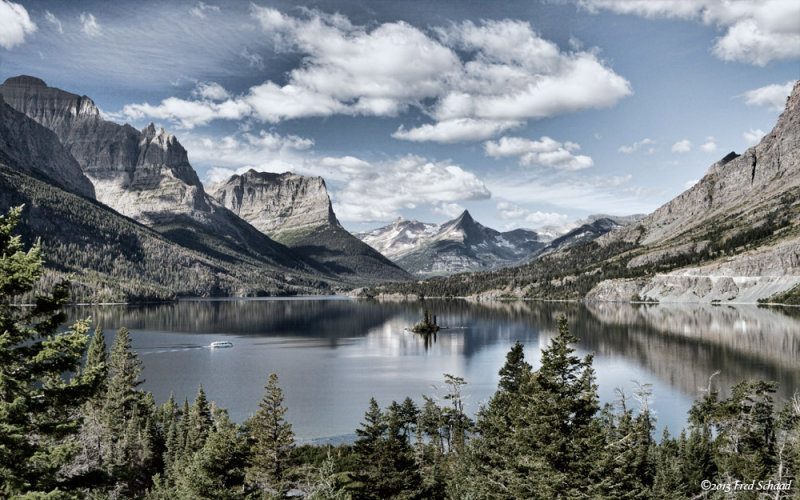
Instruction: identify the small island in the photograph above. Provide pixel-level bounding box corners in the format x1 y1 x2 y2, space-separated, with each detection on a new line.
411 309 440 335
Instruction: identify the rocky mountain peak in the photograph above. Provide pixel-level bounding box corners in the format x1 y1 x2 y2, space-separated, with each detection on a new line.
207 170 338 239
3 75 47 87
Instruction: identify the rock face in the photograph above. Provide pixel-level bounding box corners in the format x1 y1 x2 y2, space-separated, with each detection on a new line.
357 210 549 276
207 170 336 239
0 75 305 270
588 80 800 303
208 170 411 285
0 76 209 225
0 94 95 198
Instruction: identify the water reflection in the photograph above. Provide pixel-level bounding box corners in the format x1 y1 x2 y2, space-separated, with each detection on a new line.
64 297 800 440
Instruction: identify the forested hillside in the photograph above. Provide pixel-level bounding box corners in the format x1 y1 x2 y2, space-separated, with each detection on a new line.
2 209 798 499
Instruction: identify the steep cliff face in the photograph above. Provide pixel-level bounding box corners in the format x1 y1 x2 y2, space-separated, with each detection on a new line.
0 95 95 198
208 170 411 285
208 170 336 239
0 76 210 224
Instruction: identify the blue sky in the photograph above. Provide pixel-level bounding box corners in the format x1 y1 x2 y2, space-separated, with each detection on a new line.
1 0 798 232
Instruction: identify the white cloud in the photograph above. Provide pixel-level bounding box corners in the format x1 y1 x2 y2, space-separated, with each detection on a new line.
184 130 315 175
190 2 220 19
123 97 251 129
743 128 765 144
192 82 230 101
485 136 594 170
331 155 491 222
496 202 570 229
44 10 63 34
618 137 655 154
671 139 692 153
741 81 794 111
79 12 101 37
576 0 800 66
684 179 699 189
393 119 521 143
119 9 631 138
433 202 466 218
0 0 36 49
489 174 655 215
700 136 717 152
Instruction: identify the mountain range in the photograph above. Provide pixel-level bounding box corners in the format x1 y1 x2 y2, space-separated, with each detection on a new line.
356 211 641 276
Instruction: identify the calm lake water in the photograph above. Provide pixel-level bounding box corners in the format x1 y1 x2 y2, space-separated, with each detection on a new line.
65 298 800 443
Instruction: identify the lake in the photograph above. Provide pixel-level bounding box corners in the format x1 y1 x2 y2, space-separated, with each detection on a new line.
65 298 800 443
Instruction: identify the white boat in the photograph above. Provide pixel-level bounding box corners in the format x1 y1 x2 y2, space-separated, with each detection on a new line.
209 341 233 348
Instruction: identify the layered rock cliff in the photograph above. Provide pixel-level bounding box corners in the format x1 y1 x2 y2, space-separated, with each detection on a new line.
208 170 411 285
0 94 95 198
208 170 336 240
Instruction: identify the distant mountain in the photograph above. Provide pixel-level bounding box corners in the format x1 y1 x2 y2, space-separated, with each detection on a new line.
0 99 328 302
0 75 308 273
357 210 550 276
207 170 411 285
367 81 800 304
529 214 644 260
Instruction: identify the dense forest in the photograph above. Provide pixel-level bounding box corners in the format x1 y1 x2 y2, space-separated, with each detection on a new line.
2 207 799 499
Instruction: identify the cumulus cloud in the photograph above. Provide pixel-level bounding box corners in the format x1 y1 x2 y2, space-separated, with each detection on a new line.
700 136 717 152
79 12 101 37
0 0 36 49
618 137 655 154
330 155 491 222
393 119 521 143
671 139 692 153
44 10 63 34
743 128 765 144
576 0 800 66
119 9 631 137
741 81 794 111
484 136 594 170
190 2 220 19
192 82 230 101
496 201 568 228
123 96 251 129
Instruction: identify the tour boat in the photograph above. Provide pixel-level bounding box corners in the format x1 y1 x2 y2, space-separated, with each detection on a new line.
209 341 233 348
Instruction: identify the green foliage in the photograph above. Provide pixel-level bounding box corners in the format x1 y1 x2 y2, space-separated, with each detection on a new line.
0 206 101 496
245 373 295 494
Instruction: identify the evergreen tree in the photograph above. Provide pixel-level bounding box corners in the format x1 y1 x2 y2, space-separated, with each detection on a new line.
0 206 101 496
104 327 145 436
85 325 108 386
185 384 213 455
511 315 602 498
245 373 295 494
175 411 248 499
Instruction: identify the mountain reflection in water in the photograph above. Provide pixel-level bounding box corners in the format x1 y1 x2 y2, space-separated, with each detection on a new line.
65 297 800 441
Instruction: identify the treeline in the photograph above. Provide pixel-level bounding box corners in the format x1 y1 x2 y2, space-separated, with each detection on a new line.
3 207 800 499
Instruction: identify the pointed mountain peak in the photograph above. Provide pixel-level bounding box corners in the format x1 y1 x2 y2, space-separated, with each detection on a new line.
142 122 156 136
451 210 476 227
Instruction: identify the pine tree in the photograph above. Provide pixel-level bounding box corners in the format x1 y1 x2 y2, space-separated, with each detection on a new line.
0 206 101 496
104 327 145 435
245 373 295 493
86 325 108 387
186 384 213 455
510 315 602 498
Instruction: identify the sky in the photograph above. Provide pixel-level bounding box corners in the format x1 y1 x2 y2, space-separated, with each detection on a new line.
1 0 798 232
